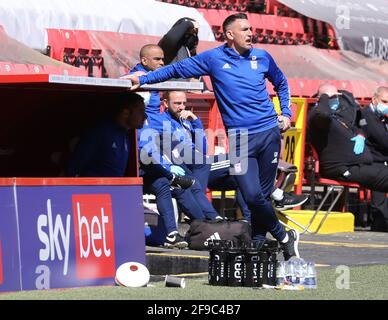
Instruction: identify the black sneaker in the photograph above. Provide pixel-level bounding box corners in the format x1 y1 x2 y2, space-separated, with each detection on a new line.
273 192 309 211
171 174 195 189
280 229 300 261
164 232 188 249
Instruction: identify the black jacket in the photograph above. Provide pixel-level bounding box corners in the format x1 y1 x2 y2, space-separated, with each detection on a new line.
308 93 373 176
158 19 198 65
360 106 388 163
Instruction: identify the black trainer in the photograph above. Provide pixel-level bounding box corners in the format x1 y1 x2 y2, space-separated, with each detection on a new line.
273 192 309 211
280 229 300 261
171 174 195 189
164 232 188 249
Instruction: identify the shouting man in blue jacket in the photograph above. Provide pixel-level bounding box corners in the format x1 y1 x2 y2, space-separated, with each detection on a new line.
124 13 299 260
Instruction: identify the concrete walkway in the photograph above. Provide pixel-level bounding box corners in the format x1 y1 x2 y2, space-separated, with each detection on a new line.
146 231 388 275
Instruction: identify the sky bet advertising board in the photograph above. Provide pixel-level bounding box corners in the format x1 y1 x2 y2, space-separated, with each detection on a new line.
0 184 145 291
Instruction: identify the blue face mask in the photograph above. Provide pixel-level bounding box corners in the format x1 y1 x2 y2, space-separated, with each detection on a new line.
328 97 340 111
376 103 388 117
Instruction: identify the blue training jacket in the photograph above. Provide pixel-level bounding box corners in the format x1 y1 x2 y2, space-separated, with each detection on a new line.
131 63 161 116
139 44 291 134
129 63 172 170
67 121 129 177
160 110 207 161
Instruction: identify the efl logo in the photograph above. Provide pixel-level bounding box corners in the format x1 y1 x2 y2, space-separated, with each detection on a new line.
72 194 116 279
0 240 3 285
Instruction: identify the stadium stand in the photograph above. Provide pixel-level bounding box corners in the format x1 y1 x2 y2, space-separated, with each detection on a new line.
46 29 103 77
164 0 338 48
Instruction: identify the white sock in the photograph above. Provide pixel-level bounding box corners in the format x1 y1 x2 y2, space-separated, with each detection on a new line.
271 188 284 201
168 231 178 237
280 233 289 243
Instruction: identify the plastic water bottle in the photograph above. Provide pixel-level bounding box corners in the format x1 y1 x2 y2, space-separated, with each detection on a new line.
294 259 306 285
227 248 244 287
304 262 317 289
208 240 228 286
244 241 261 287
276 261 287 285
285 260 296 283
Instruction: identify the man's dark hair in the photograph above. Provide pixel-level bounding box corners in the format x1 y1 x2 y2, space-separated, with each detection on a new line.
110 92 144 117
222 13 248 33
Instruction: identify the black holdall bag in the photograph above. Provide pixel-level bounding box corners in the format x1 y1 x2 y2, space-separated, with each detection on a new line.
186 219 251 250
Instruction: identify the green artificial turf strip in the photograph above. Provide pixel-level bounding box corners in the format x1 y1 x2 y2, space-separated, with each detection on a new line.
1 264 388 300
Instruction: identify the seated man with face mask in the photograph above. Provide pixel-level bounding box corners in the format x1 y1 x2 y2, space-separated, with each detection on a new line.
308 83 388 197
359 86 388 232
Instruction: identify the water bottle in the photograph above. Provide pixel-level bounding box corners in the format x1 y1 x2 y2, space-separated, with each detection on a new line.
208 240 228 286
267 247 278 286
304 261 317 289
243 241 263 287
276 261 287 286
294 259 306 285
227 242 244 287
259 240 278 286
286 260 296 283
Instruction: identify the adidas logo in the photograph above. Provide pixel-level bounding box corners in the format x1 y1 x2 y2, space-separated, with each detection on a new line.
112 142 117 149
222 63 231 69
166 234 177 242
272 152 278 164
204 232 221 246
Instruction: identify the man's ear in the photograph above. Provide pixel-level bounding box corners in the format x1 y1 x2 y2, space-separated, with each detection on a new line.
161 99 168 112
141 57 147 66
225 30 234 41
371 96 378 106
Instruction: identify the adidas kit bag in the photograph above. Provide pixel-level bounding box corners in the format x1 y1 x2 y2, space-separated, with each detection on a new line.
186 220 251 250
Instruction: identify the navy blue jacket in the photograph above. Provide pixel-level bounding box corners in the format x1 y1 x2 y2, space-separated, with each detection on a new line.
360 105 388 163
308 94 373 175
139 44 291 134
160 110 207 162
129 63 172 169
67 121 129 177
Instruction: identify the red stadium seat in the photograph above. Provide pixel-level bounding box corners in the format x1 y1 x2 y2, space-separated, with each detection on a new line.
279 16 306 45
46 28 105 77
291 18 307 44
89 49 105 78
46 28 77 65
74 30 92 53
197 8 222 31
247 13 265 43
46 29 65 60
60 29 77 49
333 80 353 93
302 79 321 97
260 14 278 44
287 78 303 97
